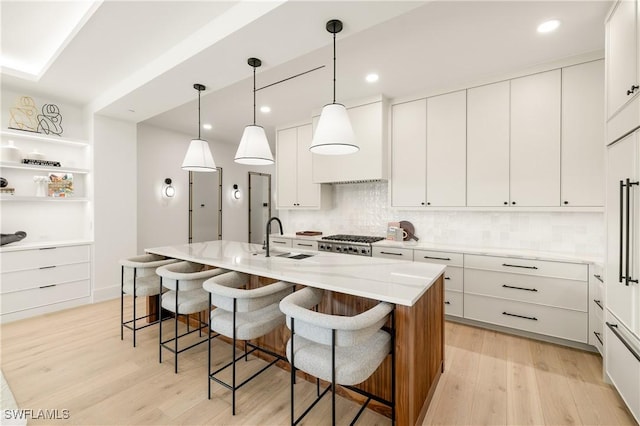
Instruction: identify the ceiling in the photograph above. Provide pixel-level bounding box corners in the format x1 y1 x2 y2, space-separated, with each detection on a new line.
1 0 612 149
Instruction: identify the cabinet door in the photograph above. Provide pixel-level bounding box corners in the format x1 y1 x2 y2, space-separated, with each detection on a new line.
561 60 605 207
391 99 426 207
276 127 299 208
510 69 561 207
606 131 639 337
606 0 638 120
295 124 320 208
426 90 466 206
467 81 510 207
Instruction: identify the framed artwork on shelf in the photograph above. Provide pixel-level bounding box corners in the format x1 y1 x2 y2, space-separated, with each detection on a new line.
48 173 73 197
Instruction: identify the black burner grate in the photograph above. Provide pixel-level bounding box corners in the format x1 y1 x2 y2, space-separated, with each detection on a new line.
322 234 385 244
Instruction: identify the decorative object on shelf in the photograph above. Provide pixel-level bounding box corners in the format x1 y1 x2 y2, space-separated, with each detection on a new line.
8 96 38 132
182 83 216 172
0 187 15 195
22 158 61 167
33 175 48 197
163 178 175 198
48 173 73 197
399 220 419 241
235 57 274 165
28 149 45 160
310 19 358 155
232 184 241 200
37 104 63 136
1 231 27 246
0 140 23 163
0 177 7 188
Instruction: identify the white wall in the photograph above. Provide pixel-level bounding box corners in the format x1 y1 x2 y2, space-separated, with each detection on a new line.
279 181 605 258
92 115 137 301
137 123 276 251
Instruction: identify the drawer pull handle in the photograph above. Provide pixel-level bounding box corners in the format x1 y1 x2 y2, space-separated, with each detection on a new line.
502 311 538 321
39 265 57 270
444 276 451 280
502 263 538 270
444 301 451 305
593 299 603 310
593 274 604 283
297 243 313 247
39 247 57 250
593 331 603 345
39 284 57 289
380 251 403 256
273 241 286 244
606 322 640 362
502 284 537 292
423 255 451 261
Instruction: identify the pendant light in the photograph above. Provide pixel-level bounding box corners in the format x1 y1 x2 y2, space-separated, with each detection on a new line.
182 83 217 172
235 57 274 165
310 19 358 155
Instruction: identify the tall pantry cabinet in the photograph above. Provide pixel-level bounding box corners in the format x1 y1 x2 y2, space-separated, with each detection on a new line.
604 0 640 423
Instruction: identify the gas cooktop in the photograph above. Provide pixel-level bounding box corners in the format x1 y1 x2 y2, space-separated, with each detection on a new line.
319 235 385 256
321 234 385 244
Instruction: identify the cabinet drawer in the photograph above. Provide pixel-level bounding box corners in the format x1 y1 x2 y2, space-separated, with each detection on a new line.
464 269 587 311
464 254 587 281
413 249 463 267
1 262 90 293
1 279 90 314
1 245 90 272
372 247 413 260
443 266 463 292
292 240 317 250
444 290 463 317
269 237 292 248
605 316 640 422
464 293 588 343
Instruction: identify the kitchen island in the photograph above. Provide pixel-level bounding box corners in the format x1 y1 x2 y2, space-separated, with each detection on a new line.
146 240 446 425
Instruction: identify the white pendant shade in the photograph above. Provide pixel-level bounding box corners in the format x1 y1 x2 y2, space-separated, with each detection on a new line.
310 103 358 155
234 125 274 165
181 138 217 172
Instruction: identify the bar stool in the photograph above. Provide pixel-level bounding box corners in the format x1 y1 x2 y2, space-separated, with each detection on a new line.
156 261 230 373
279 287 395 425
203 272 294 415
119 254 177 347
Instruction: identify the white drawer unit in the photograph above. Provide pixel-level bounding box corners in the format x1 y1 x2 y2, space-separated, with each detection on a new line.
589 268 605 353
464 293 588 343
413 249 464 267
605 311 640 424
464 254 587 281
444 290 463 318
372 246 413 260
269 236 292 248
0 243 92 323
464 269 587 312
292 240 317 251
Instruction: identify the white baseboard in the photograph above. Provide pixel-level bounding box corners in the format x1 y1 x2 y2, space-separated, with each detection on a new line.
92 285 120 303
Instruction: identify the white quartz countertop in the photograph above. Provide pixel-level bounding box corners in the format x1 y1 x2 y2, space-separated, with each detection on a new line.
274 234 601 265
146 240 446 306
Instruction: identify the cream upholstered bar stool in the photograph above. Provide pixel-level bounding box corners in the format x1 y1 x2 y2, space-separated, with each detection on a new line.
156 261 231 373
119 254 177 347
279 287 396 426
203 272 294 415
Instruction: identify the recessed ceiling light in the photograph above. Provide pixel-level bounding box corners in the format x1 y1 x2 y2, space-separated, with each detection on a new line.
202 123 212 130
537 20 560 33
366 73 379 83
260 106 271 113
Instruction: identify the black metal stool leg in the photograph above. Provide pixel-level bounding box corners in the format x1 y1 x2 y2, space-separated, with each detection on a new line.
208 293 212 400
159 277 163 364
120 266 124 341
132 269 137 348
174 280 179 374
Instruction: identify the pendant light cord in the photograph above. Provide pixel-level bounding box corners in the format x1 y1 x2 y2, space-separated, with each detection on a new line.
253 66 256 125
332 31 336 104
197 88 201 139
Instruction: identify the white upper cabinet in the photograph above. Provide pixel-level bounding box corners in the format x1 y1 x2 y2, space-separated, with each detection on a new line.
276 123 327 209
426 90 466 206
606 0 640 143
561 60 605 207
391 99 427 207
510 69 561 207
467 81 511 207
312 98 387 183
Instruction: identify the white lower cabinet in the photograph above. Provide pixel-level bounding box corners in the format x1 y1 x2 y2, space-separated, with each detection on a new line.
464 293 587 343
414 249 464 317
444 290 463 317
371 246 413 260
589 266 605 354
0 243 92 323
268 236 292 248
292 240 317 250
605 310 640 424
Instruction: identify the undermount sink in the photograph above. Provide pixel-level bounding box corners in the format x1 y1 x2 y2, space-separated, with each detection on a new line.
251 250 315 260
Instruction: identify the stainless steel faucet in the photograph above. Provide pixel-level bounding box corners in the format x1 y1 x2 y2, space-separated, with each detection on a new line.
265 217 283 257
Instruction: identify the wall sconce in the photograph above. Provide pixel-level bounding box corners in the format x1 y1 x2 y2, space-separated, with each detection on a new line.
163 178 175 198
233 184 241 200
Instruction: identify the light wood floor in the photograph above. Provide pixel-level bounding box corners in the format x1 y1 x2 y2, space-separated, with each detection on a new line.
0 299 636 425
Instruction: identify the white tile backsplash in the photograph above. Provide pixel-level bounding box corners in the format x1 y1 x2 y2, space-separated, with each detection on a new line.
278 181 604 258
